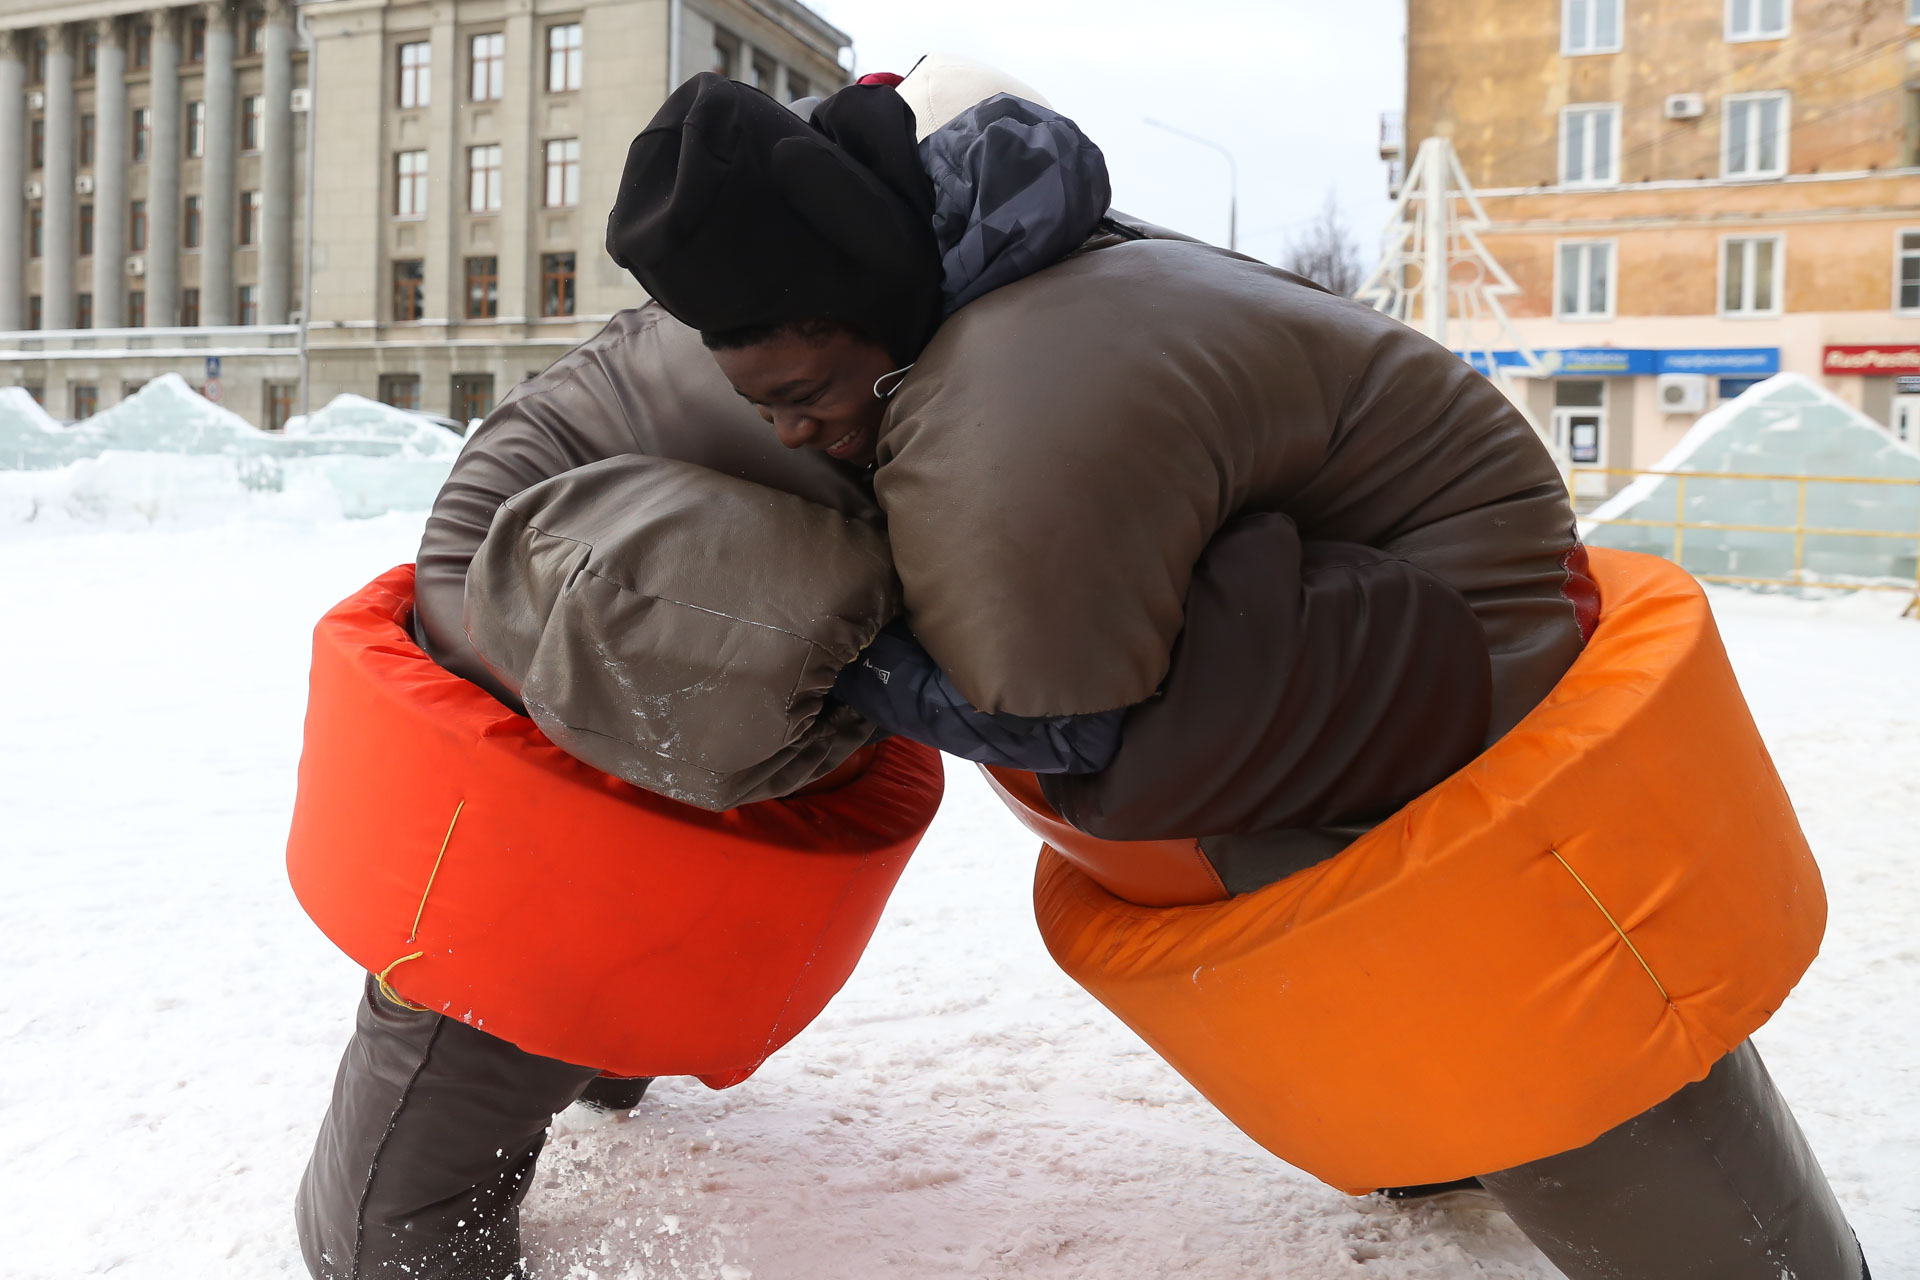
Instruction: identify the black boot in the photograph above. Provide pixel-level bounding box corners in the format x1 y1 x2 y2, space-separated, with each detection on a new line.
295 975 599 1280
1479 1040 1867 1280
1376 1176 1483 1200
577 1075 655 1113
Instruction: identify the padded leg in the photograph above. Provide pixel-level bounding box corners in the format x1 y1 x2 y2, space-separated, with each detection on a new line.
1479 1041 1866 1280
295 976 599 1280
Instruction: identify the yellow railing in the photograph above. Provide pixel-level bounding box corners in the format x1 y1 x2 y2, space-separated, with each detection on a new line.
1571 467 1920 610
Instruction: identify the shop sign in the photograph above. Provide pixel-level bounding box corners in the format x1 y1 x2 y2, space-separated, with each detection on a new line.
1822 345 1920 376
1656 348 1779 375
1462 347 1780 377
1897 375 1920 394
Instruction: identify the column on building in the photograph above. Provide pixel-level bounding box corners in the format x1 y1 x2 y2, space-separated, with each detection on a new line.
0 33 26 330
773 63 789 103
260 0 294 323
425 10 457 325
92 18 129 329
200 1 236 325
43 26 76 330
500 9 535 325
147 9 181 325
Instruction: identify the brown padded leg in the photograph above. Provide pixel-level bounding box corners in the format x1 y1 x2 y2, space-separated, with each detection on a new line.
295 976 599 1280
1479 1040 1866 1280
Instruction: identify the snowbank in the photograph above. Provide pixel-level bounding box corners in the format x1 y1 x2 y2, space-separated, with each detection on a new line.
0 375 460 531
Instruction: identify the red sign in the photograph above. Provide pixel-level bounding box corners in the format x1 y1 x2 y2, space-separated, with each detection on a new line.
202 377 223 403
1822 345 1920 376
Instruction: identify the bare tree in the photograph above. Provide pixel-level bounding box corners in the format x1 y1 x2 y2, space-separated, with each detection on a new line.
1281 190 1367 297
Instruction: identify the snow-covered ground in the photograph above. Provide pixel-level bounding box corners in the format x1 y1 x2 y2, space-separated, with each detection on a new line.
2 511 1915 1279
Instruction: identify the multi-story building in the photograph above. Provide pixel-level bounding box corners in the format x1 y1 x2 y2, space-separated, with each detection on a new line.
1388 0 1920 476
0 0 850 426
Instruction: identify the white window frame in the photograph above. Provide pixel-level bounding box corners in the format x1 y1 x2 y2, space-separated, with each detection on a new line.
1554 239 1617 320
470 32 505 102
1560 103 1620 186
467 144 502 213
547 22 583 94
1726 0 1790 42
394 149 429 219
1719 234 1783 318
398 40 431 109
1722 91 1790 179
1552 381 1609 485
1896 228 1920 314
1562 0 1623 55
543 137 580 209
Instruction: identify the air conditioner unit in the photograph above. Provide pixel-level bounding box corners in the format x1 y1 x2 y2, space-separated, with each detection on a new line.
1665 93 1706 120
24 179 43 201
75 174 95 195
126 255 146 277
27 90 45 111
1657 373 1709 413
290 87 312 112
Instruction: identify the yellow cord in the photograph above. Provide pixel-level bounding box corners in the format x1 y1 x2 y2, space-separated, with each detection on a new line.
375 952 429 1011
1548 848 1672 1004
375 799 467 1013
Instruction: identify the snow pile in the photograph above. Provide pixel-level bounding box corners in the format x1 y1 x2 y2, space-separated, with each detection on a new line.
1583 374 1920 586
0 375 461 531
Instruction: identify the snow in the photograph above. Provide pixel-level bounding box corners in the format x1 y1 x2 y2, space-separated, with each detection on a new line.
2 512 1915 1279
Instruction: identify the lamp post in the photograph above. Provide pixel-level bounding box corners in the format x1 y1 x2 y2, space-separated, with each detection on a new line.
1145 117 1238 252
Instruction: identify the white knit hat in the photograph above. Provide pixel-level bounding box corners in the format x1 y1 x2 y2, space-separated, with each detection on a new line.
894 53 1053 142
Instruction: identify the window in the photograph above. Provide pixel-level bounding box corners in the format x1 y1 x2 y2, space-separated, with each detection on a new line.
712 30 738 77
470 33 505 101
73 385 99 418
128 290 145 327
1727 0 1789 40
1912 0 1920 21
392 258 426 320
541 252 576 316
184 195 202 248
395 150 429 217
79 204 94 256
398 41 431 108
83 28 99 77
1721 235 1781 315
468 144 502 212
379 373 422 411
181 287 200 326
188 16 207 63
750 54 775 92
133 23 152 69
1561 104 1619 185
27 296 41 330
80 113 96 167
240 190 262 245
1723 92 1789 179
244 8 266 55
547 23 582 93
788 73 811 102
1556 241 1615 318
130 199 148 251
133 108 151 163
237 284 259 325
465 256 499 318
187 101 206 157
543 138 580 208
29 207 42 258
77 293 93 329
1553 380 1606 467
266 382 296 431
22 383 43 404
1897 231 1920 312
30 118 44 169
242 95 264 151
451 373 496 421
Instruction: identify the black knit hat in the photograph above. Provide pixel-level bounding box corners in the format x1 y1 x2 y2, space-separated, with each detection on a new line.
606 74 943 365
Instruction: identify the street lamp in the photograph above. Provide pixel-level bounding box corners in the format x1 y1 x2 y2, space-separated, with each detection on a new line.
1144 118 1238 252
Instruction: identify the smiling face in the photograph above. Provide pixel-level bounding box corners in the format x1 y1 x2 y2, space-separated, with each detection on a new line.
708 322 899 468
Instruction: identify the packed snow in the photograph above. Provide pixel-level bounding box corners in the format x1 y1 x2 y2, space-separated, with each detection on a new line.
2 513 1916 1277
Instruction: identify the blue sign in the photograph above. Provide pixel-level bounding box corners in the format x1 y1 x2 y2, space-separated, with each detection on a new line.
1460 347 1780 378
205 355 222 378
1656 348 1779 375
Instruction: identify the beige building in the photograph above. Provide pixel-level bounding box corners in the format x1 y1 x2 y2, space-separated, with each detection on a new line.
1 0 850 426
1388 0 1920 475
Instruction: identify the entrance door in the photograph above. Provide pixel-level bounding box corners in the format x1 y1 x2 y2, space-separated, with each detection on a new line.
1552 380 1608 498
1895 395 1920 447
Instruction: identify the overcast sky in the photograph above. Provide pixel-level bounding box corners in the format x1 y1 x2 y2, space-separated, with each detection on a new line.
806 0 1407 268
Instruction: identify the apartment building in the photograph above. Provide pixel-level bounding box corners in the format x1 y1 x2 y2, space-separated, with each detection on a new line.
0 0 850 426
1388 0 1920 474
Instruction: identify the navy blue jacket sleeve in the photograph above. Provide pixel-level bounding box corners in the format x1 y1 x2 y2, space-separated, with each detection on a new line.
832 623 1124 773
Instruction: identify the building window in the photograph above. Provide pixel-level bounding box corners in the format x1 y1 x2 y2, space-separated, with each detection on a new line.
184 195 202 248
30 118 44 169
1912 0 1920 21
451 373 496 421
133 23 152 69
242 95 264 152
547 23 583 93
22 383 44 404
266 382 296 431
83 28 99 78
544 138 580 208
468 144 502 212
395 150 429 217
244 8 266 55
1897 231 1920 312
1553 380 1606 467
130 199 148 250
77 293 93 329
1556 241 1615 318
128 290 146 327
187 101 206 157
1727 0 1789 40
470 33 505 102
788 73 811 102
379 373 422 410
712 29 738 77
80 113 96 166
73 385 99 418
237 284 259 325
188 16 207 63
133 108 151 163
79 204 94 256
1722 235 1782 316
1723 92 1789 179
750 54 775 92
181 287 200 326
465 256 499 318
240 190 262 245
392 259 426 320
1560 104 1619 185
541 252 576 317
398 41 431 108
28 296 41 330
29 207 42 258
